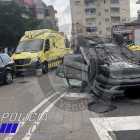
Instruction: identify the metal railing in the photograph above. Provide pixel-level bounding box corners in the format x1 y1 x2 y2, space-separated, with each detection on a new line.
111 21 119 23
85 3 96 6
111 12 120 14
110 3 119 5
86 23 97 26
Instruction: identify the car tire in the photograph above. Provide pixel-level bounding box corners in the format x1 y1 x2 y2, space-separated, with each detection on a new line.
115 34 124 45
3 71 13 85
42 62 48 74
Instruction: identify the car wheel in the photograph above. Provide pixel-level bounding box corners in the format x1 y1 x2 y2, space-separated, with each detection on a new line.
42 63 48 74
4 71 13 85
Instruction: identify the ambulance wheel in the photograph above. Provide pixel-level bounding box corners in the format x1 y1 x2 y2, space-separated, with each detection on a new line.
42 63 48 74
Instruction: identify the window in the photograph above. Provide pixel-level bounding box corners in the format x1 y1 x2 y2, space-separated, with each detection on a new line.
122 18 126 21
15 40 44 53
105 9 109 13
34 0 41 5
104 0 108 3
121 0 125 4
77 29 82 33
105 18 109 22
64 39 69 48
106 27 110 31
36 8 44 14
1 55 11 63
45 9 49 16
45 39 50 52
121 9 126 12
75 1 81 5
99 31 102 34
0 57 3 63
76 20 82 24
99 22 101 25
76 11 81 15
97 3 100 7
98 13 101 16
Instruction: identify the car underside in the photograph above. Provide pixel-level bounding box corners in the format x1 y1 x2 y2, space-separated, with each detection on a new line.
56 35 140 112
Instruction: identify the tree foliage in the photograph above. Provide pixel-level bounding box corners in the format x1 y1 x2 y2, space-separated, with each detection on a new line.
0 1 54 50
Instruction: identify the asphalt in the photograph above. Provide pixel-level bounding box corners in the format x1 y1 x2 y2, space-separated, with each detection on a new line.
0 69 140 140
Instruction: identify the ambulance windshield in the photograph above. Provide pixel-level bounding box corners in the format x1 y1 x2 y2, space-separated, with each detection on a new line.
15 39 44 53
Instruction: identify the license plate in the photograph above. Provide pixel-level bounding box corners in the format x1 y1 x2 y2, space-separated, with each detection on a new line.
17 69 26 72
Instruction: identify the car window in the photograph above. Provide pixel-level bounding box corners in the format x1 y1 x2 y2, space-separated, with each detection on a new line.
1 55 11 63
64 39 69 48
0 57 3 63
45 39 50 51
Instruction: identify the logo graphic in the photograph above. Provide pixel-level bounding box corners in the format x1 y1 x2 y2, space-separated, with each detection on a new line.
19 60 23 65
0 123 18 133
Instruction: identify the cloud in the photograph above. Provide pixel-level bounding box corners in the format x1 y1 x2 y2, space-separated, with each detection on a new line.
130 0 139 17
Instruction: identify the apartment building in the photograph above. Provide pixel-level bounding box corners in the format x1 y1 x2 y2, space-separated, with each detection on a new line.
70 0 131 37
0 0 59 31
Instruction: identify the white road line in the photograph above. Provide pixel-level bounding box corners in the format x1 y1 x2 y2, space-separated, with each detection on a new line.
90 116 140 140
65 92 92 98
4 91 58 140
22 92 67 140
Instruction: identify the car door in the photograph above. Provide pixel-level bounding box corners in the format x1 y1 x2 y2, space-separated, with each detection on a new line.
56 46 90 82
0 57 5 82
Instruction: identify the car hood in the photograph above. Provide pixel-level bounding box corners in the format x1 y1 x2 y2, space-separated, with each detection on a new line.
11 51 41 60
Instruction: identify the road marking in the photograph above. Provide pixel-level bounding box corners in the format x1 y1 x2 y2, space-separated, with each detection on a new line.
4 91 58 140
22 92 67 140
65 92 92 98
90 116 140 140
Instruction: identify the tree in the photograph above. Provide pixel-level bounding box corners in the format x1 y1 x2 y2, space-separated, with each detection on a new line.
0 1 54 51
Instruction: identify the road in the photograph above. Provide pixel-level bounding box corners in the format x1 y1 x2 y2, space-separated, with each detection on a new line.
0 69 140 140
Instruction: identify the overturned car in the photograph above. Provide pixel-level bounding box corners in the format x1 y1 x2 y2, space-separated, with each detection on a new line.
56 35 140 112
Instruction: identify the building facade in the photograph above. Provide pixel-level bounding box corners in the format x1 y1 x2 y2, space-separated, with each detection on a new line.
70 0 131 38
0 0 59 31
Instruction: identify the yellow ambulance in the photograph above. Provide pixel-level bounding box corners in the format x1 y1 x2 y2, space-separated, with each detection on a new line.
11 29 70 75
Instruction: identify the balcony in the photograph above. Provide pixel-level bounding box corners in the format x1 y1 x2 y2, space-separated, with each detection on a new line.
110 2 120 5
85 3 96 6
111 21 120 25
86 23 97 26
85 13 96 18
87 32 98 36
111 12 120 16
110 2 120 9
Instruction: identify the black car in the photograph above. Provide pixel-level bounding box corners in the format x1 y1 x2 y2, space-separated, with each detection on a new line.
56 35 140 104
0 54 15 85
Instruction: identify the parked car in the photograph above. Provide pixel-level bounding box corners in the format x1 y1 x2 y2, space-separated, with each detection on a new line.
0 54 15 85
